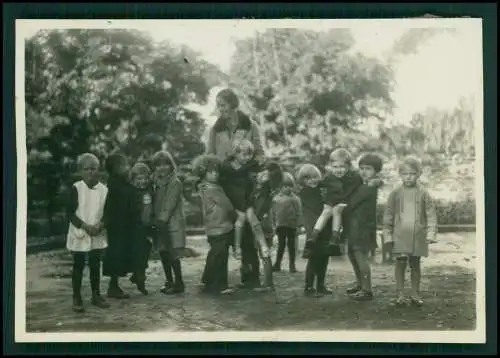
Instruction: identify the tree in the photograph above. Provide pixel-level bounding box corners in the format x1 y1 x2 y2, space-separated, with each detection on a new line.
229 28 395 160
25 29 224 231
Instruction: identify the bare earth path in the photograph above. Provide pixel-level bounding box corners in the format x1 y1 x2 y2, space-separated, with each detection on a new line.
25 233 477 332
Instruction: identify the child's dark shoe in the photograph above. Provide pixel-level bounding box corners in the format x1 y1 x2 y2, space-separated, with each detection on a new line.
289 266 298 273
272 265 281 272
91 294 110 308
136 281 148 296
346 284 361 295
160 281 173 294
129 274 137 284
410 296 424 307
317 286 333 295
107 286 131 299
351 290 374 301
72 297 85 313
304 287 316 296
164 283 185 295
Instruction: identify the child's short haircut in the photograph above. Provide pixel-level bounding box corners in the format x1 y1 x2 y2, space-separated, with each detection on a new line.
358 153 383 173
399 155 422 175
233 139 255 155
77 153 99 171
130 162 152 179
296 164 322 185
329 148 352 166
105 152 127 175
264 161 284 191
191 154 221 179
151 150 176 171
282 172 296 187
216 88 239 109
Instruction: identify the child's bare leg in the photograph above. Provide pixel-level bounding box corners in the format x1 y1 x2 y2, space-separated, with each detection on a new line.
233 211 246 258
312 205 334 234
409 256 423 304
353 249 372 294
246 208 268 257
330 204 347 244
395 256 407 300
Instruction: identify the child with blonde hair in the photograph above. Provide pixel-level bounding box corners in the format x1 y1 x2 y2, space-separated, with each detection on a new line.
297 164 334 296
302 148 364 258
66 153 110 312
383 156 437 306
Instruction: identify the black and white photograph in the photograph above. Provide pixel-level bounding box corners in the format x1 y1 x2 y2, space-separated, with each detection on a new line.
15 18 484 343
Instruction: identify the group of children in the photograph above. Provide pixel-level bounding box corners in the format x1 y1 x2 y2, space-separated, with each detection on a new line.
67 140 437 313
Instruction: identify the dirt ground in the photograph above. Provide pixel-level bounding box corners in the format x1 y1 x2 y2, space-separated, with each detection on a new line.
25 232 477 332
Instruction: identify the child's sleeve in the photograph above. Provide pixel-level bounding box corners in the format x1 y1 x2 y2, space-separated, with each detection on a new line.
156 180 182 224
293 195 304 228
423 190 438 242
382 190 397 242
206 127 216 154
67 185 84 228
206 186 235 215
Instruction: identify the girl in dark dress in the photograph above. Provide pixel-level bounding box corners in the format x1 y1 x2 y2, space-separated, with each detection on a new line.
102 153 141 299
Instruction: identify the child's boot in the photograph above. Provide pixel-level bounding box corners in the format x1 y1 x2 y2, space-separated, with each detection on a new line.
72 294 85 313
165 259 185 295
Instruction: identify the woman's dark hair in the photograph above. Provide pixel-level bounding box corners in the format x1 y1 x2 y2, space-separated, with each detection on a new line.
105 152 127 176
216 88 239 109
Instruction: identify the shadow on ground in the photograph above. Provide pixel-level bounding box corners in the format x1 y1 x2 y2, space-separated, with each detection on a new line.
25 232 477 332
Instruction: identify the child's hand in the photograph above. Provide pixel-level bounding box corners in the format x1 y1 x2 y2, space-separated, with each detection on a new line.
81 223 94 236
232 248 242 260
368 177 384 188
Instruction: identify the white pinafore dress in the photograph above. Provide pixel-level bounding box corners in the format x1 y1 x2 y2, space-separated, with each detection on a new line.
66 180 109 252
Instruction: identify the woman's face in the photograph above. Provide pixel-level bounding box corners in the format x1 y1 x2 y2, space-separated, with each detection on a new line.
216 98 235 119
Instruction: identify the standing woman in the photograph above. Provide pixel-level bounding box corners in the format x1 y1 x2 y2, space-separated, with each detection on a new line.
206 88 267 288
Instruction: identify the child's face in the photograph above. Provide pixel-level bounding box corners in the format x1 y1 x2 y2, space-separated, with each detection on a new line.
400 166 419 187
256 169 270 185
281 184 293 195
234 149 253 166
81 160 99 187
133 173 149 189
359 165 377 183
155 163 173 180
329 160 349 178
304 176 320 188
205 169 219 183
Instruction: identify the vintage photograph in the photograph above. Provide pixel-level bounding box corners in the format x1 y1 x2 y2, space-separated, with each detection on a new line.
15 18 484 343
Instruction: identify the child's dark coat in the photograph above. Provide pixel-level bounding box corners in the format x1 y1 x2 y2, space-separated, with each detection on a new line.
102 175 142 277
341 183 379 252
